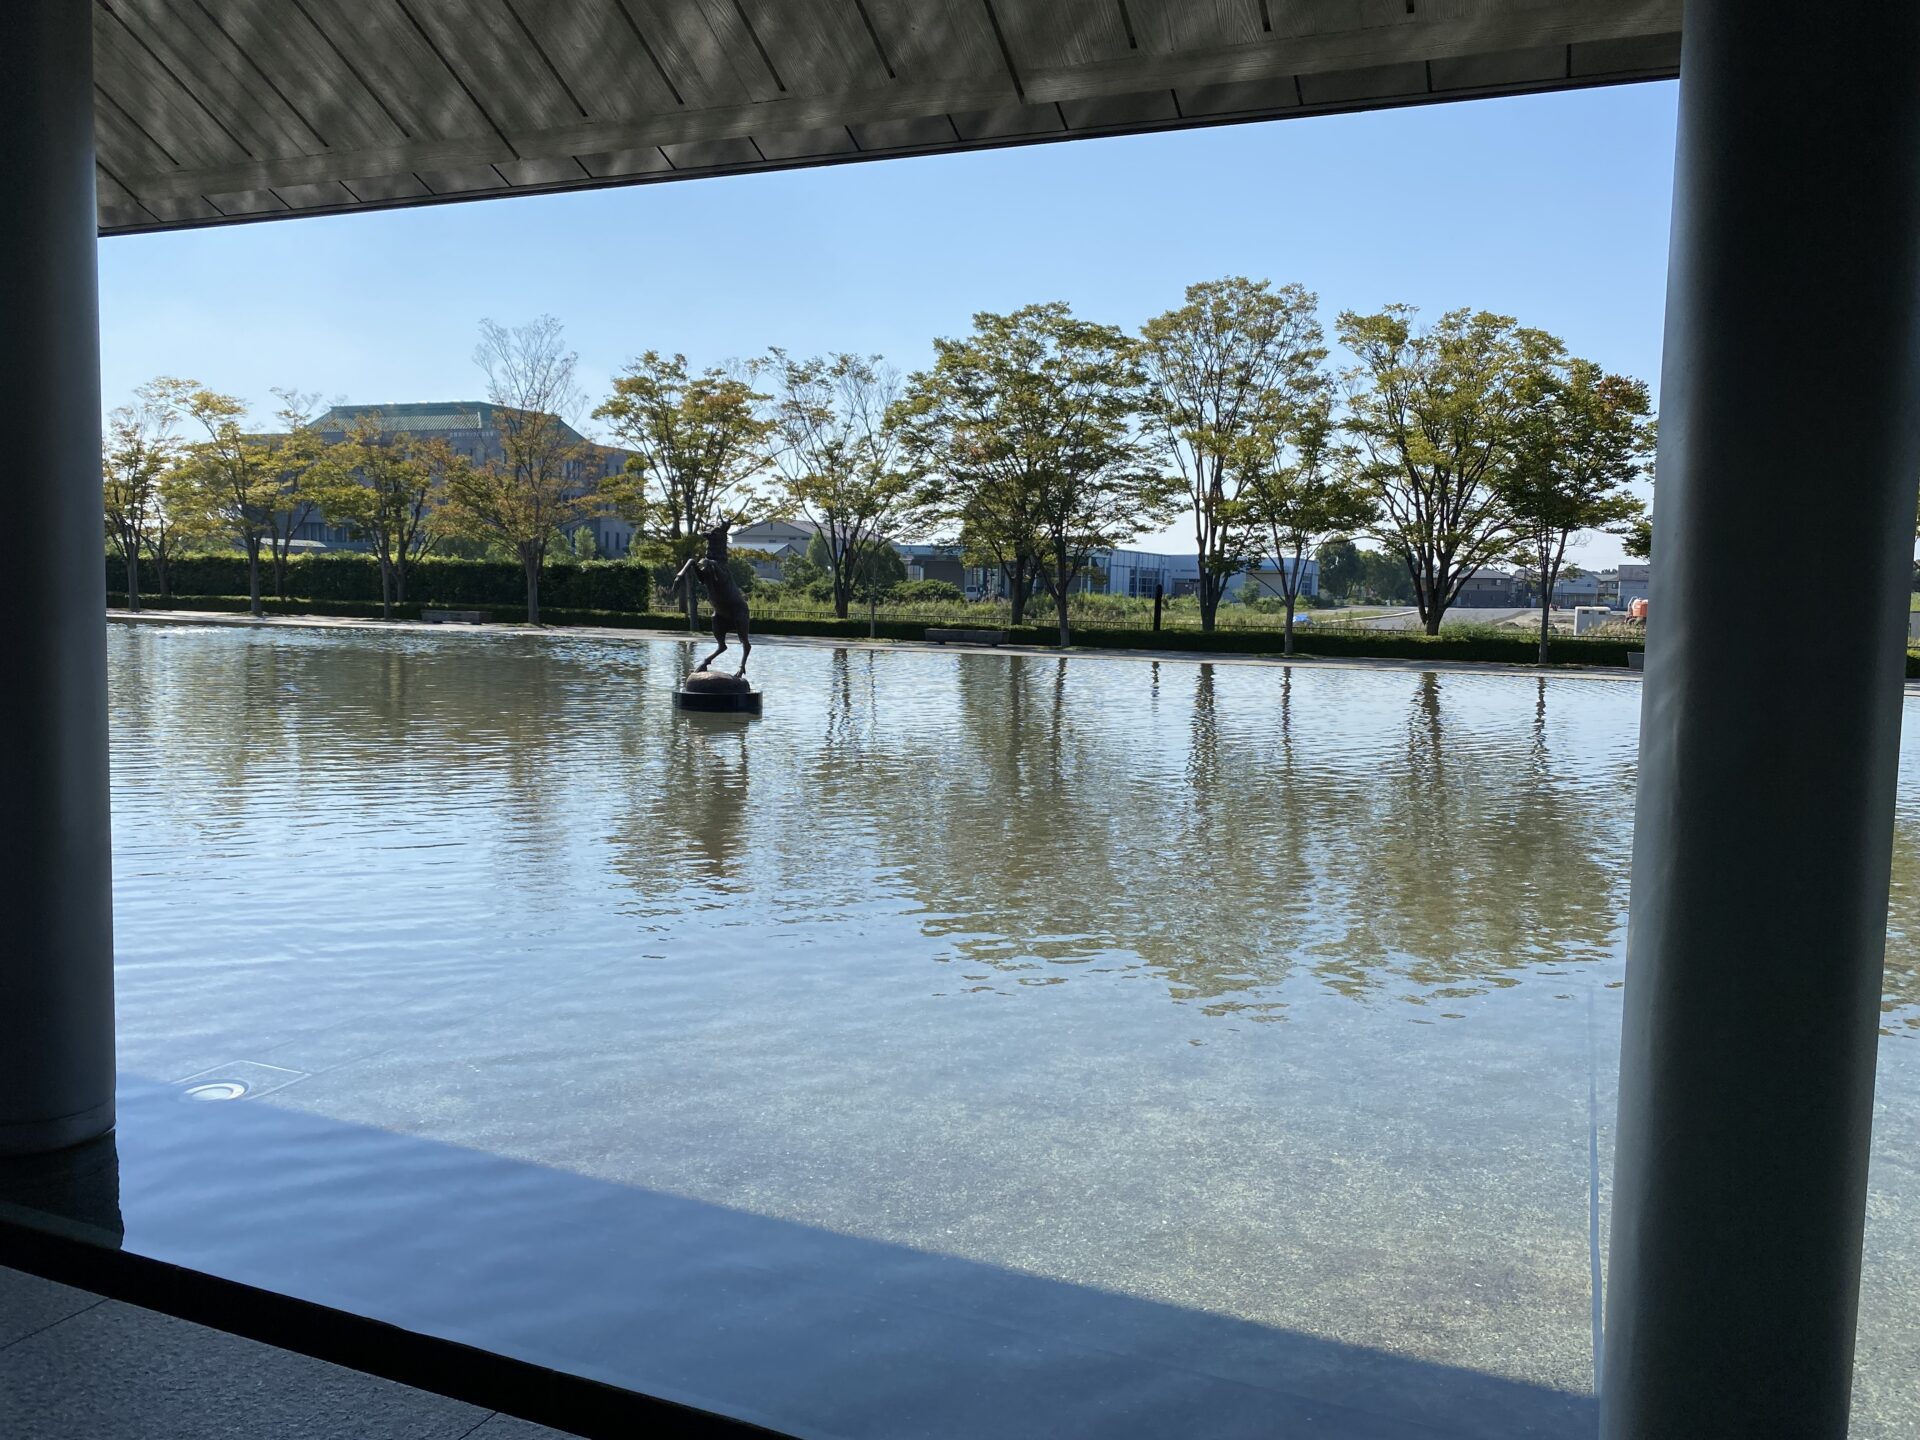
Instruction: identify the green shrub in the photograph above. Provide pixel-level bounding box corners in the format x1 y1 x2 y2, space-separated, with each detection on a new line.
893 579 966 604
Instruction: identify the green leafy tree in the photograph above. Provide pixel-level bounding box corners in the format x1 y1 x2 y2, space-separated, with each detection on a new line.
1501 358 1655 663
1341 305 1560 634
442 316 594 624
1624 514 1652 560
956 502 1041 622
1242 386 1375 655
594 351 771 624
898 303 1176 648
102 381 179 611
260 389 333 599
804 530 904 596
1315 537 1364 602
1140 277 1326 632
160 380 283 617
318 414 457 618
146 465 218 602
765 350 916 618
1358 547 1417 604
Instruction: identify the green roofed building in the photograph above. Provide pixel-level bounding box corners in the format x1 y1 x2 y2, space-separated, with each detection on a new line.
306 401 638 557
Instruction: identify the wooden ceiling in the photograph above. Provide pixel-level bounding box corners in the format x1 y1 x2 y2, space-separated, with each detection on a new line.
92 0 1681 234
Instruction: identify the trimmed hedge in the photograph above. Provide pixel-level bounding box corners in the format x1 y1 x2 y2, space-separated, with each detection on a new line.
1073 624 1643 668
110 593 427 620
112 552 667 611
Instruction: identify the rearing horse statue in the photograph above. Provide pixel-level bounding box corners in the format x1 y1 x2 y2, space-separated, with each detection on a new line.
674 524 752 677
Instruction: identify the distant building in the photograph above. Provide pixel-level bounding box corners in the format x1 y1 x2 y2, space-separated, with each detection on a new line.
1093 548 1194 599
1551 570 1602 607
306 401 638 558
730 517 820 579
1617 561 1651 610
895 544 968 590
1454 569 1519 607
1230 556 1320 603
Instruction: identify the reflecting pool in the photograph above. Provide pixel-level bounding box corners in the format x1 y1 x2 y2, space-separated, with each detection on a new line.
78 624 1920 1435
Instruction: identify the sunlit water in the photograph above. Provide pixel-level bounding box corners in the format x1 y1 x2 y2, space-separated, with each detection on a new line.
101 623 1920 1437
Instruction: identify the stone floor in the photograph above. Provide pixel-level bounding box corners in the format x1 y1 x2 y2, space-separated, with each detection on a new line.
0 1264 570 1440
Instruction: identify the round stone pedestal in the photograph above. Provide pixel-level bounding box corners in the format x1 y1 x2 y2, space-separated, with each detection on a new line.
676 670 762 714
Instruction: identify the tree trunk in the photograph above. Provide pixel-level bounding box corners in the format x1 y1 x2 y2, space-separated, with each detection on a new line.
1284 594 1296 657
154 548 171 601
379 557 394 621
835 569 851 620
524 549 542 625
1199 568 1220 632
247 541 263 618
1056 566 1071 649
1005 558 1029 625
1538 575 1554 666
125 551 140 613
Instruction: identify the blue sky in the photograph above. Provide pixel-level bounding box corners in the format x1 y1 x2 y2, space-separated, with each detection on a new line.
99 80 1678 567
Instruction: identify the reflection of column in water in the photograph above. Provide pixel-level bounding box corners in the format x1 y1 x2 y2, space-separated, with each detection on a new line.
0 1131 123 1246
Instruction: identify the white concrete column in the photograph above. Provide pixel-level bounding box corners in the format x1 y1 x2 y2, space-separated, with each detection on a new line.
1602 3 1920 1434
0 2 115 1156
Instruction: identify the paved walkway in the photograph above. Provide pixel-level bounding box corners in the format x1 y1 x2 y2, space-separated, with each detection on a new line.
107 608 1648 684
0 1265 569 1440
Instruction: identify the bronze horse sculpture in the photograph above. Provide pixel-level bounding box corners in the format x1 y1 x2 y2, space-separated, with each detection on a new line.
674 525 752 677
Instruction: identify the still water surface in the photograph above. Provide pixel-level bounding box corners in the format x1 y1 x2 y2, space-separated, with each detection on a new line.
100 623 1920 1437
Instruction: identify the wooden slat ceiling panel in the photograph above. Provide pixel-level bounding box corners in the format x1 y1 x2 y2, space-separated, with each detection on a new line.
506 0 686 119
1125 0 1267 56
95 84 188 179
90 0 1682 235
857 0 1003 85
735 0 889 96
994 0 1132 73
103 0 327 160
291 0 499 143
94 6 252 170
687 0 785 104
611 0 761 108
401 0 589 137
181 0 411 152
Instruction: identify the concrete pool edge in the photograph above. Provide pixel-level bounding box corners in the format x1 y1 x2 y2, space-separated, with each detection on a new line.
107 608 1651 684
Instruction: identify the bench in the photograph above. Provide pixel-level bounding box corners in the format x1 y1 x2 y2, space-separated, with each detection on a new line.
422 609 489 625
926 628 1007 646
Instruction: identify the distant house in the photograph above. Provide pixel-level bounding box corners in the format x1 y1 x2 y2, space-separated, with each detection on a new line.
730 517 820 580
895 544 968 590
1551 570 1602 607
1454 569 1519 607
1617 561 1651 610
307 401 638 557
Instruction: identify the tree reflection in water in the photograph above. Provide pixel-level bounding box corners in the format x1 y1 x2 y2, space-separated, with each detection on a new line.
103 625 1920 1033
